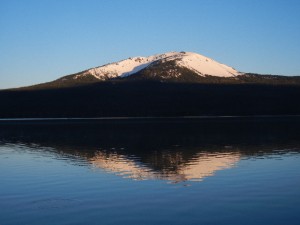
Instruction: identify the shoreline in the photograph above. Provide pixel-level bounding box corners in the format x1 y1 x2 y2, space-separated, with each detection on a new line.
1 115 300 123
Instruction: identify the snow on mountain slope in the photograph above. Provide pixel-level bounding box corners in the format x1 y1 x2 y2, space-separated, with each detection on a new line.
174 52 239 77
75 51 240 80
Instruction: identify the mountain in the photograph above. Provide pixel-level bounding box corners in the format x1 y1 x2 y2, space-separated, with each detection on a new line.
23 51 243 89
18 51 300 90
1 51 300 118
80 51 240 78
63 51 240 79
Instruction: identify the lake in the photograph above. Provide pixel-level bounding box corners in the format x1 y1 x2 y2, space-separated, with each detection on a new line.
0 117 300 225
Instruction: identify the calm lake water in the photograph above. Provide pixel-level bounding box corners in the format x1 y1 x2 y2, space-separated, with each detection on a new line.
1 117 300 225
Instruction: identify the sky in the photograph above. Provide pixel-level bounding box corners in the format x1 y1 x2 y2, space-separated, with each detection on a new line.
1 0 300 89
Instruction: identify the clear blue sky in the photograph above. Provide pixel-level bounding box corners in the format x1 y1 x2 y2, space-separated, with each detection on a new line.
1 0 300 89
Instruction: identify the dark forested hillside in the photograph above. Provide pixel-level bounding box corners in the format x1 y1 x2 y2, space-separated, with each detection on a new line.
1 81 300 118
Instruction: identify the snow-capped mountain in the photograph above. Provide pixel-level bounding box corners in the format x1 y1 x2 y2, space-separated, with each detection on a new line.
71 51 241 81
19 51 300 91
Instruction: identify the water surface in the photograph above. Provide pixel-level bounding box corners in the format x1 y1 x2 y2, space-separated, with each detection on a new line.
1 117 300 225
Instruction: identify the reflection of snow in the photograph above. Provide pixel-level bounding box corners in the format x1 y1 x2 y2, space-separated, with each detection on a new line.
90 151 240 182
176 153 240 181
91 152 155 180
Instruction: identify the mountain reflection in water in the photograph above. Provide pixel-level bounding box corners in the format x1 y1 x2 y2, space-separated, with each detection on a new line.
1 117 300 183
90 151 240 182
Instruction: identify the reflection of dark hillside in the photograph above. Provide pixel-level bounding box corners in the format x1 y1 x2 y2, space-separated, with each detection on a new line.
1 117 300 162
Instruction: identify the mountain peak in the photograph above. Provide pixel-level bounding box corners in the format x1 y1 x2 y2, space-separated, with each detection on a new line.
73 51 240 81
